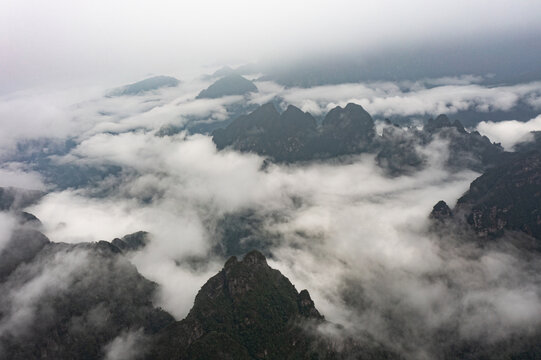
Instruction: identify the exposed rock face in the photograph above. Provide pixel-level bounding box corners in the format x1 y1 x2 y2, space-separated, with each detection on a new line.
108 76 180 96
111 231 150 252
197 74 258 99
454 151 541 239
430 200 453 222
149 250 330 360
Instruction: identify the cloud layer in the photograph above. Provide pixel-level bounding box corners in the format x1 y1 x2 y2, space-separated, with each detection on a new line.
2 70 541 358
3 0 541 93
476 114 541 150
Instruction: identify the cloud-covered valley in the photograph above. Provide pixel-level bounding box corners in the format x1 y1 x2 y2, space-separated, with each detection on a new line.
2 72 541 359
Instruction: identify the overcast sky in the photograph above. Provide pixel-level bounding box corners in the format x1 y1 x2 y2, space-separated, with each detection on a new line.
2 0 541 93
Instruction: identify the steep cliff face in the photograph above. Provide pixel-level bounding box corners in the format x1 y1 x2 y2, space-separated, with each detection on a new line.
454 151 541 239
429 150 541 243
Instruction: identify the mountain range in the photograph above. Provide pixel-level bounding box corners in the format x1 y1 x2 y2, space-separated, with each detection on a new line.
213 102 503 174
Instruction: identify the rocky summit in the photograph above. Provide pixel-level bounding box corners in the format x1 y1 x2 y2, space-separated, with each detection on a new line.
148 250 330 360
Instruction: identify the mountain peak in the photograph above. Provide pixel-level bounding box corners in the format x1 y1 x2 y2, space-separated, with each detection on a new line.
241 249 267 266
197 74 258 99
425 114 467 134
150 250 325 359
430 200 453 221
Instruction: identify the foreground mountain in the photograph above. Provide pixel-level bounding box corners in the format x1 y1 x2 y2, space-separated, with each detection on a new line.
0 221 174 359
197 74 258 99
108 76 180 96
149 250 399 360
149 250 327 359
212 103 503 173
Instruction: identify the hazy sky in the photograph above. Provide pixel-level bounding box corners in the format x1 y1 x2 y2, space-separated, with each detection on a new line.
2 0 541 93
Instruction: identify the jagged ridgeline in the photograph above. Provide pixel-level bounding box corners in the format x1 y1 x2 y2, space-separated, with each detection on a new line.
149 251 326 359
148 250 398 360
197 74 258 99
212 102 503 174
430 149 541 246
0 210 396 360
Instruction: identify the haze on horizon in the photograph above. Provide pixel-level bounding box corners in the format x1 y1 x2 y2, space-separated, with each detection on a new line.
2 0 541 93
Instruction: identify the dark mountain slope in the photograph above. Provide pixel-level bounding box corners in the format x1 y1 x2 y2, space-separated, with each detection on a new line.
454 151 541 239
149 250 400 360
213 103 320 161
212 103 503 173
0 225 174 360
149 250 328 359
197 74 258 99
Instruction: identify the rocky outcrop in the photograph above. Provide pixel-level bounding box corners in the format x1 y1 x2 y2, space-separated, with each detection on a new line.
111 231 150 252
430 200 453 222
149 250 329 360
454 151 541 239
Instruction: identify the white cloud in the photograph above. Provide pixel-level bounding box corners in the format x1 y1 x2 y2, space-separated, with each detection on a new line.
266 80 541 118
476 114 541 150
3 69 541 357
0 163 45 190
0 212 16 253
103 329 148 360
0 249 90 338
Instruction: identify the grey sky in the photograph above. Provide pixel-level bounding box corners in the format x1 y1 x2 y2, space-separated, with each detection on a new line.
2 0 541 93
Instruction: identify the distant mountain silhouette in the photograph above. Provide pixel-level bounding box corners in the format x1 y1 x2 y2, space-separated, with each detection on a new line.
108 76 180 96
197 74 258 99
